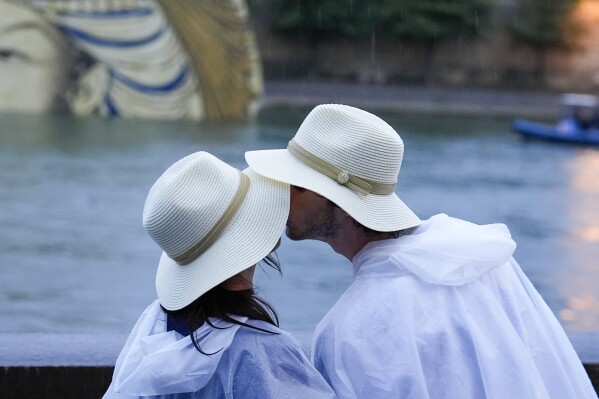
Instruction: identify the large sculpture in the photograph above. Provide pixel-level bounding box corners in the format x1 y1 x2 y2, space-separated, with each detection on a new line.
0 0 262 120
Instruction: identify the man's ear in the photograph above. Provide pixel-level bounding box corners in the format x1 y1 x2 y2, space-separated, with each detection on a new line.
66 64 108 116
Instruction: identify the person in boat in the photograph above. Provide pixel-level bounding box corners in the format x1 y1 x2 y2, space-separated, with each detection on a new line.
573 106 595 130
102 152 336 398
558 93 599 132
245 104 597 398
590 109 599 130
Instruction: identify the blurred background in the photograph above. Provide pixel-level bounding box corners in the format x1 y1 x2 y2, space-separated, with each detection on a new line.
1 0 598 343
249 0 599 90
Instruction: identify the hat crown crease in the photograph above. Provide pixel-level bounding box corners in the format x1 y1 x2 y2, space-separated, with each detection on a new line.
143 153 242 261
294 104 404 185
173 171 250 265
287 139 396 195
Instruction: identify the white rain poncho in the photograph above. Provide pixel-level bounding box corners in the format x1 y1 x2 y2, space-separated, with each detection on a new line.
312 214 596 399
103 300 336 398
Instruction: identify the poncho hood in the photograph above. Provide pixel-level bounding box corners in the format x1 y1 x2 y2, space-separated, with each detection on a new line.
110 300 245 396
353 213 517 285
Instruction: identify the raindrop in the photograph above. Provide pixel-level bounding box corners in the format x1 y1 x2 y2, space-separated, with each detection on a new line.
318 5 322 29
371 30 376 64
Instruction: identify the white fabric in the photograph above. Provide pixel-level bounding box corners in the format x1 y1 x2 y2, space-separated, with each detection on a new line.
104 300 337 399
106 300 244 397
312 214 597 399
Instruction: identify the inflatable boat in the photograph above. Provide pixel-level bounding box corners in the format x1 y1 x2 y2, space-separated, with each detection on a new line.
511 93 599 146
512 118 599 146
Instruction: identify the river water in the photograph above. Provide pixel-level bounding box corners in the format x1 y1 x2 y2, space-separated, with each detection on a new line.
1 107 598 337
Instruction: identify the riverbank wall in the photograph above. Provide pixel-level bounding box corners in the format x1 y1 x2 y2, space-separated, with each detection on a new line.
261 81 563 119
1 332 597 398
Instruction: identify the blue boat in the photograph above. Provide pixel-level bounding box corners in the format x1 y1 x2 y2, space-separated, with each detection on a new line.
512 93 599 146
512 119 599 146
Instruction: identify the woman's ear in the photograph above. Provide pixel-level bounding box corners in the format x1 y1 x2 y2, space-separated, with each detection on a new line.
66 64 109 116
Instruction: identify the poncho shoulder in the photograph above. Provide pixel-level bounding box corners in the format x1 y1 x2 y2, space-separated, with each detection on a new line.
312 214 596 399
104 301 336 398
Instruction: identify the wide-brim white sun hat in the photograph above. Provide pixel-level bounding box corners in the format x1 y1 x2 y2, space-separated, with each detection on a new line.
245 104 420 232
143 152 289 311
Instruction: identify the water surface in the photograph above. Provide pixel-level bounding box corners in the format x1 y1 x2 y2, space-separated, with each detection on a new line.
1 107 598 335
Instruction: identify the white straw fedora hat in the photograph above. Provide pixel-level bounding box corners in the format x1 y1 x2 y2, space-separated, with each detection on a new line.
245 104 420 232
143 152 289 311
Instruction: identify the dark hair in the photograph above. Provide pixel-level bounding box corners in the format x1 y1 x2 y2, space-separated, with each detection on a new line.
352 218 417 239
161 253 280 355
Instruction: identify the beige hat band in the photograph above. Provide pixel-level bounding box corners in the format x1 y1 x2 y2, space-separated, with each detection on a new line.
172 171 250 265
287 139 396 195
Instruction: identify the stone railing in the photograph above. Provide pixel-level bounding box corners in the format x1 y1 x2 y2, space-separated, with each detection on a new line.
1 332 597 398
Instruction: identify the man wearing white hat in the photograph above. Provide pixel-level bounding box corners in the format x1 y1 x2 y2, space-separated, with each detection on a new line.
245 104 597 399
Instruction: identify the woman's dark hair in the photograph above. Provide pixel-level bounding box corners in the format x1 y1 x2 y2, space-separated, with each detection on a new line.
161 253 280 354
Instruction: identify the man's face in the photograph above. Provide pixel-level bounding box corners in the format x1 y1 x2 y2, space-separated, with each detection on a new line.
286 186 340 241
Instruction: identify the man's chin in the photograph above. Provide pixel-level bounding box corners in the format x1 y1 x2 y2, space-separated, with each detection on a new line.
285 226 304 241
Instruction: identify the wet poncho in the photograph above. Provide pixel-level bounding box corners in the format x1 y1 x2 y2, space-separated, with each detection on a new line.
312 214 596 399
103 300 336 398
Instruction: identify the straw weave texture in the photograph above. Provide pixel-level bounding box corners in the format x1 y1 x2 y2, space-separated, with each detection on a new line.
246 104 420 232
143 152 289 310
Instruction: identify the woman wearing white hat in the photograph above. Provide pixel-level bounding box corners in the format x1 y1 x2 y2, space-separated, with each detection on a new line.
102 152 336 398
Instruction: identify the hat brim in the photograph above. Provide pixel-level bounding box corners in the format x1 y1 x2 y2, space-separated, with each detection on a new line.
246 149 420 232
156 168 289 311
